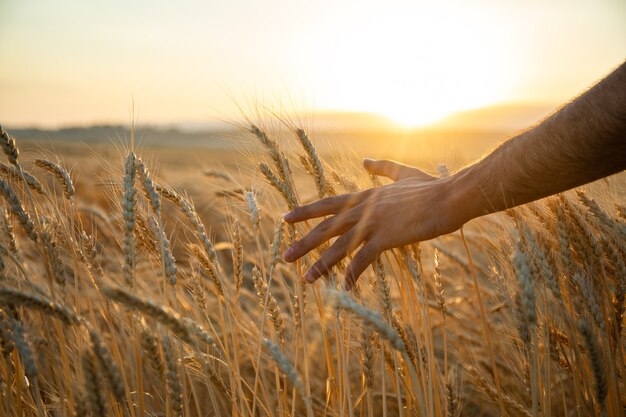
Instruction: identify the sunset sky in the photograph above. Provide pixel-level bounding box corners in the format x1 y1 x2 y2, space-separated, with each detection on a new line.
1 0 624 128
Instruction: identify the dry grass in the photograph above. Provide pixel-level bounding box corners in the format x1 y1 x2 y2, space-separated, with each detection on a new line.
0 123 624 417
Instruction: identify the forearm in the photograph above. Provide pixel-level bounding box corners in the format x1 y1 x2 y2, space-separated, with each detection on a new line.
450 60 626 221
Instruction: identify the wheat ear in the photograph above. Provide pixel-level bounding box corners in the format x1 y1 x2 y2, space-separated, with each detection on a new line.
122 151 137 287
295 128 328 198
82 348 106 417
103 286 219 352
162 335 184 417
0 179 37 242
140 326 165 374
259 162 297 209
245 191 260 232
88 327 126 403
252 266 286 346
0 125 19 166
231 218 243 293
0 309 15 354
157 183 221 270
40 219 66 286
0 162 45 195
432 249 447 320
578 318 607 413
10 318 38 382
135 158 161 217
33 158 74 199
263 338 313 416
188 243 223 296
103 286 193 343
268 220 283 277
330 290 406 353
0 287 79 324
0 208 18 255
148 216 177 286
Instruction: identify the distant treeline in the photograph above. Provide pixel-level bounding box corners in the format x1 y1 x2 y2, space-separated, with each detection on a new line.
8 125 240 148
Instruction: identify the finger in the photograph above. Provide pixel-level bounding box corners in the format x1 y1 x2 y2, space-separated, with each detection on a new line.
303 227 365 282
284 190 371 223
283 209 358 262
363 158 434 182
344 238 382 290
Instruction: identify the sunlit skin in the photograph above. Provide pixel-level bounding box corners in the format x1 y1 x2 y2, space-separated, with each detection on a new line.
282 60 626 290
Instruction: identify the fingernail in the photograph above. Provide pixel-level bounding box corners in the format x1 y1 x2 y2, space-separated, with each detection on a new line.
283 211 294 221
283 247 295 262
363 158 373 165
304 270 315 283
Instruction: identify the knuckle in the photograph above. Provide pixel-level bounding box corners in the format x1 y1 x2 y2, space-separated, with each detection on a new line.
354 248 370 265
361 242 380 261
335 231 352 247
317 217 332 233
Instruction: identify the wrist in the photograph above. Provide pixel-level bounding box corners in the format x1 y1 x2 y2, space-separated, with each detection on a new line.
445 164 494 225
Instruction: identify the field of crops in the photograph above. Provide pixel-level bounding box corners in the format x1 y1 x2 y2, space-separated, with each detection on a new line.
0 124 624 417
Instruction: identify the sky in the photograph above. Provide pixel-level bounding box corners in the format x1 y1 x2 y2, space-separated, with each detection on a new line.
1 0 624 128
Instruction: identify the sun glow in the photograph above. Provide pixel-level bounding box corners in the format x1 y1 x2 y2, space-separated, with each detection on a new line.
376 101 454 129
298 4 516 128
1 1 624 127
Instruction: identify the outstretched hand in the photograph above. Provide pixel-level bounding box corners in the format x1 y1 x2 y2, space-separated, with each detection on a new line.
282 158 470 290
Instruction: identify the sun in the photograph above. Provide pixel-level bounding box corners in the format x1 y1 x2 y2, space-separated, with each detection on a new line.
297 4 514 128
375 102 452 129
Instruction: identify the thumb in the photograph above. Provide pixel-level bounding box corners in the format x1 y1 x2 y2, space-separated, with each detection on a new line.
363 158 434 182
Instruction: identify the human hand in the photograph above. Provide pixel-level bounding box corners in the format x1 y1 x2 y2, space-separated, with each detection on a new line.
282 158 470 290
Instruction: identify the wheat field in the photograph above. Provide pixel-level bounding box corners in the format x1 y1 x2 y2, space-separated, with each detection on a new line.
0 123 624 417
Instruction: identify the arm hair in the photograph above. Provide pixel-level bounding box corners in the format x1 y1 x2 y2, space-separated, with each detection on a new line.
451 60 626 218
